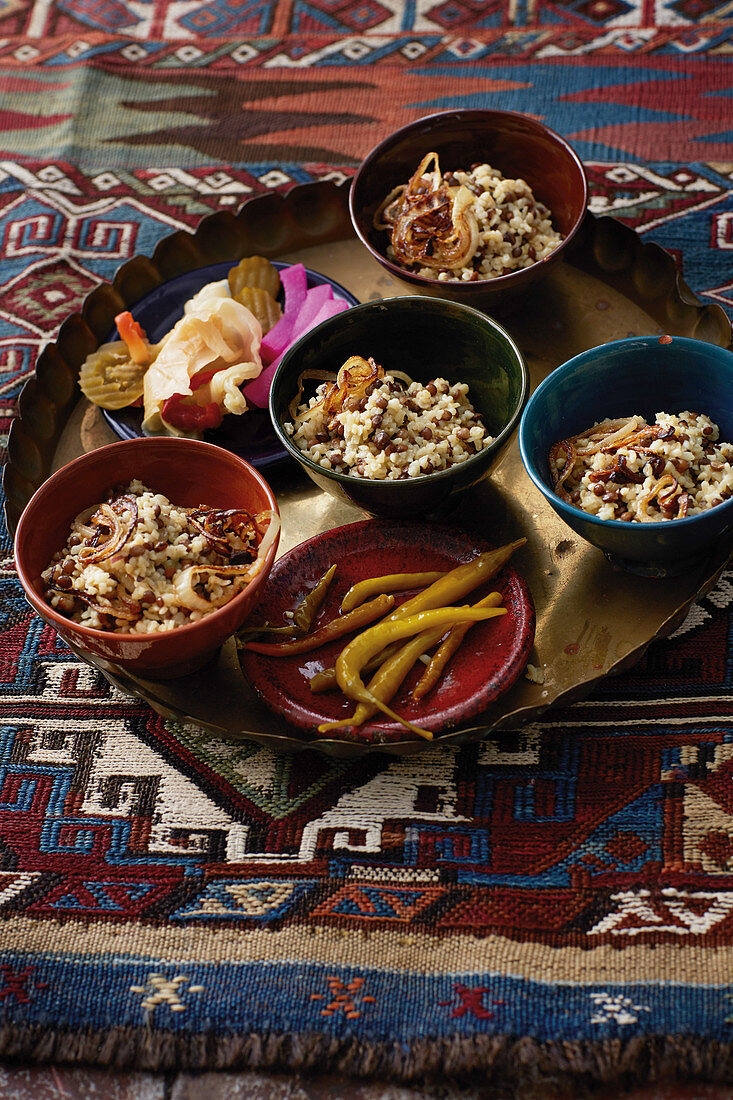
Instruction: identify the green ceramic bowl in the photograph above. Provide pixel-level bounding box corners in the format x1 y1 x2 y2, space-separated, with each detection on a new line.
269 296 528 517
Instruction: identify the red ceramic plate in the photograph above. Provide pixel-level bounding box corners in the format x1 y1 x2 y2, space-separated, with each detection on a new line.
237 520 535 744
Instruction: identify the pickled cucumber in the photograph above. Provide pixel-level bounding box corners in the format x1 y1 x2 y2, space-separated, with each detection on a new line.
79 341 157 409
232 286 282 334
228 255 281 300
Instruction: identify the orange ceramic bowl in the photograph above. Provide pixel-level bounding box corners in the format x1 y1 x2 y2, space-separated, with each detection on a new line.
13 437 280 679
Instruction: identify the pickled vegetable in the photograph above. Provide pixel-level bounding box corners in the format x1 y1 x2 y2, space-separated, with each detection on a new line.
292 564 337 633
232 286 282 335
326 605 505 739
412 591 504 700
240 594 396 656
228 256 281 300
115 311 152 366
79 341 155 410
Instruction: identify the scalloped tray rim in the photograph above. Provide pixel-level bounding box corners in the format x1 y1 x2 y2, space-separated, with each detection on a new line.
4 180 732 757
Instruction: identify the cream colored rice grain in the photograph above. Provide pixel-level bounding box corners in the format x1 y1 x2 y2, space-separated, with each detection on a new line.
42 480 257 633
287 375 492 480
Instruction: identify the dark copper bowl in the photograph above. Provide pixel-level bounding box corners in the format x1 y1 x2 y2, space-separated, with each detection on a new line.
349 108 588 310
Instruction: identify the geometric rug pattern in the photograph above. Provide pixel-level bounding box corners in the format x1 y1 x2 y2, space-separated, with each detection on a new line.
1 0 733 1085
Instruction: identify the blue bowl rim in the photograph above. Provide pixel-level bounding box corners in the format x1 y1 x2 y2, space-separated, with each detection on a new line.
518 334 733 532
348 106 589 293
269 294 530 489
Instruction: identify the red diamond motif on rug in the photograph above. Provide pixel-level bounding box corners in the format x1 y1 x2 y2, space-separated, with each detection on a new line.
1 258 99 333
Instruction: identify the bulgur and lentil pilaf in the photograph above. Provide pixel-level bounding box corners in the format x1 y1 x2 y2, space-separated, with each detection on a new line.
549 411 733 522
286 355 492 480
42 480 279 633
374 152 562 283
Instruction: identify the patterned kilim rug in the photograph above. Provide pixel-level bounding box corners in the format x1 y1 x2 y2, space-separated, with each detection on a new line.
1 0 733 1090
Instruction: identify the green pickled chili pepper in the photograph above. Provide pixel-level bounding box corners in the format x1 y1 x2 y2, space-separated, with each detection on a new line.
292 564 337 632
340 570 445 613
236 623 302 643
237 564 337 643
241 593 396 657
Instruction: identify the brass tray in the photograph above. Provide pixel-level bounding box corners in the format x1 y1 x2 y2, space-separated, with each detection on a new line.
5 181 732 758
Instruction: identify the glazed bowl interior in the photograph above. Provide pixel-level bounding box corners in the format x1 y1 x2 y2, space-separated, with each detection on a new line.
519 335 733 573
349 108 588 308
13 437 280 677
269 295 528 518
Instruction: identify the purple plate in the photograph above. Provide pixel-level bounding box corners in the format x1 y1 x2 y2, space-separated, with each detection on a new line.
238 519 536 744
102 261 359 470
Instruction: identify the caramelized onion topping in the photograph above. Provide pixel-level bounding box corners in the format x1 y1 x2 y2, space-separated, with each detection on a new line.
77 495 138 564
375 153 479 273
550 417 690 516
291 356 386 429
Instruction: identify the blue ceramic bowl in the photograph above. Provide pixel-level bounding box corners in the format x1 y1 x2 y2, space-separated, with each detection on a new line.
519 335 733 575
269 296 528 518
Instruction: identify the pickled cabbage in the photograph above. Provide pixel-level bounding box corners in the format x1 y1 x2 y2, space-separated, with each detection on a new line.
142 297 263 434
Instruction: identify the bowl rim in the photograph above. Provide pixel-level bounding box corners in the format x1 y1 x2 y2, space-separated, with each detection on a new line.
518 334 733 532
13 436 281 642
268 294 530 488
348 107 589 292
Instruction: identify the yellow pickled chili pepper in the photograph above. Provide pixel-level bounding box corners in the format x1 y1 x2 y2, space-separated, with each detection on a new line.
316 623 450 734
381 538 525 626
309 667 341 694
321 606 506 739
340 571 445 613
240 593 395 656
319 595 506 734
412 591 504 701
309 638 404 693
309 538 525 694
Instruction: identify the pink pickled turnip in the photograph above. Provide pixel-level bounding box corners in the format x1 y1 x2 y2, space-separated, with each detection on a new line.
260 312 295 365
290 282 334 329
260 281 334 364
280 263 308 315
257 264 308 364
243 296 350 409
300 296 349 334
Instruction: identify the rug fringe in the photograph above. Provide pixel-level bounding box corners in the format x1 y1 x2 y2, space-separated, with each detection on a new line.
2 1026 733 1088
